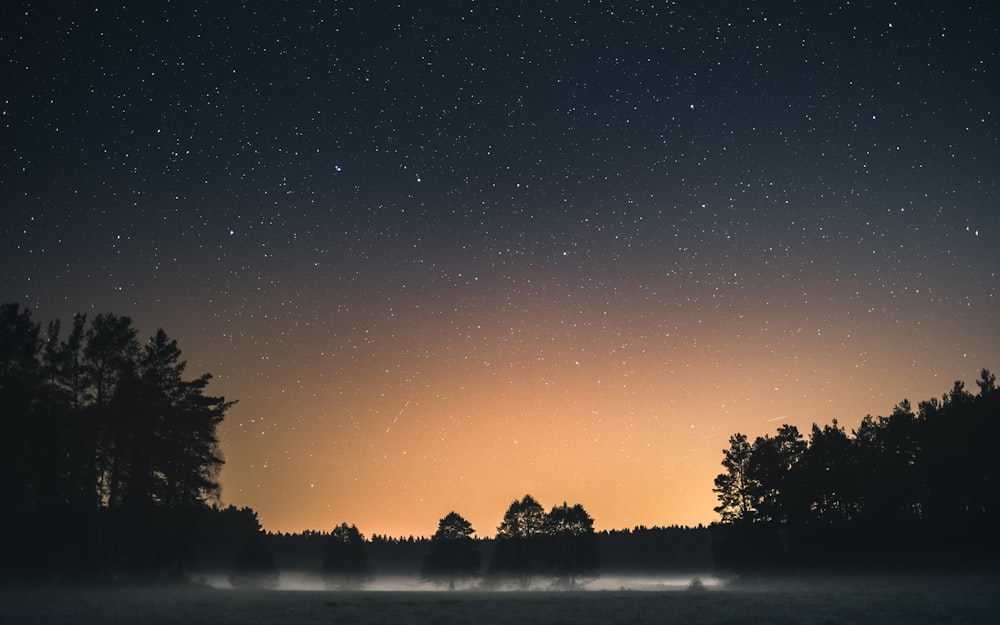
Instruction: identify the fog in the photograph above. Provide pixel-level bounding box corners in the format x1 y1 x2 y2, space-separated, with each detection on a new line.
200 572 727 592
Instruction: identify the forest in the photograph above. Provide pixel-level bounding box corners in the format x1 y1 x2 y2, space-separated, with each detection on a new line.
712 368 1000 571
1 301 996 587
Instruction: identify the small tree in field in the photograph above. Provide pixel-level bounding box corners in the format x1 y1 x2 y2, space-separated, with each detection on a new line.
491 494 547 588
321 523 368 589
545 502 598 587
421 511 480 590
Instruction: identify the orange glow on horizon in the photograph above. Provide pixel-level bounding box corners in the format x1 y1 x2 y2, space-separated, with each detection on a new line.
205 298 991 538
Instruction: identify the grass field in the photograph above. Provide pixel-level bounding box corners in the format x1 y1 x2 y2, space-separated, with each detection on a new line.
3 573 998 624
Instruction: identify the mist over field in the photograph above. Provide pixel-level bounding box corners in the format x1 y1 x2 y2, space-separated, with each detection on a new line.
200 571 726 592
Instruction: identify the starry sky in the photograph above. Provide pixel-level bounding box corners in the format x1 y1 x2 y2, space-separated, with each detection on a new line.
3 2 998 538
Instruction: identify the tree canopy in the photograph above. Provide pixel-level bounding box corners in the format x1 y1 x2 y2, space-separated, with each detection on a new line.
491 494 548 588
420 511 481 589
545 501 599 586
488 495 599 588
321 522 368 589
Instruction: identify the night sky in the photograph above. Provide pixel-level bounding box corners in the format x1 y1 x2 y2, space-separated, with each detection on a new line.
3 2 998 538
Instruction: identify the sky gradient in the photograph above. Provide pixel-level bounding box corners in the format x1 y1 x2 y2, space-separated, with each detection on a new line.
3 2 998 537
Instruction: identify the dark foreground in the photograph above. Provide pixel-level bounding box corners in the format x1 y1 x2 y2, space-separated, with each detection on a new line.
3 573 998 624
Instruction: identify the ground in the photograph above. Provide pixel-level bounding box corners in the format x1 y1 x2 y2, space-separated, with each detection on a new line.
2 573 998 624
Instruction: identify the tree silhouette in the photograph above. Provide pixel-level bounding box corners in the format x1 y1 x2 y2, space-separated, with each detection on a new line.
421 511 480 589
40 314 93 511
544 502 599 587
81 312 138 511
134 329 231 508
970 369 1000 522
490 494 547 588
0 303 234 580
918 375 998 524
321 523 368 589
799 420 858 523
0 303 44 519
748 424 807 523
713 433 757 523
853 400 923 524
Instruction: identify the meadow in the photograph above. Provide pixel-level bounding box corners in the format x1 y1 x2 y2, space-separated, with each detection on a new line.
3 573 998 625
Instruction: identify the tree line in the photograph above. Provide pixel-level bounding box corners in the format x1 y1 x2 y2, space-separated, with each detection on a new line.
250 516 714 589
0 303 233 581
234 495 712 590
233 495 601 590
712 370 1000 571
